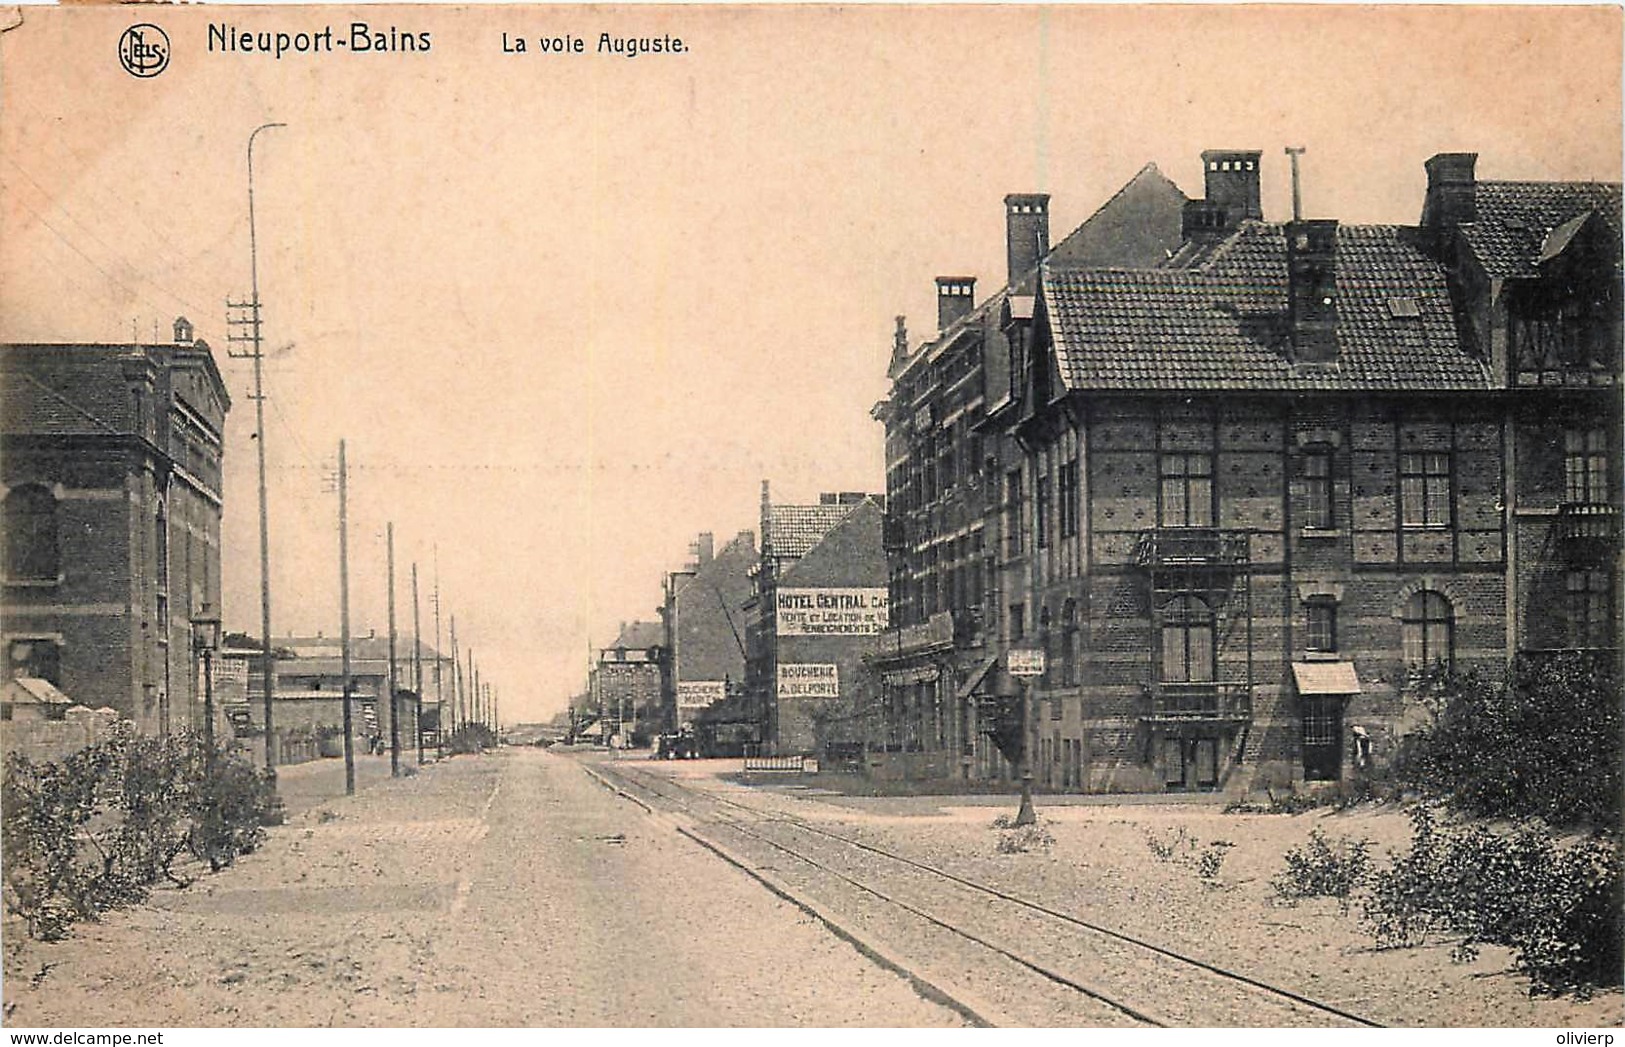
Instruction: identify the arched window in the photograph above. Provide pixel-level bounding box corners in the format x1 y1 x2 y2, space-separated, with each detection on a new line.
1402 590 1454 669
1161 596 1214 683
3 485 60 581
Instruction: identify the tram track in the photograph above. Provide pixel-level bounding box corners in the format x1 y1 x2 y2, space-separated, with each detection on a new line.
585 758 1386 1029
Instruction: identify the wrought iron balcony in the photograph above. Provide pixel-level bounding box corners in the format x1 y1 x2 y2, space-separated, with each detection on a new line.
1557 503 1622 546
1134 528 1251 569
1141 681 1252 724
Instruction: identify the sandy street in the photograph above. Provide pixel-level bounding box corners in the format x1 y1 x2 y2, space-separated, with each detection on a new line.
0 749 962 1028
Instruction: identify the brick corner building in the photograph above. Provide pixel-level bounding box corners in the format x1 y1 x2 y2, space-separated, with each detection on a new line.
2 318 231 737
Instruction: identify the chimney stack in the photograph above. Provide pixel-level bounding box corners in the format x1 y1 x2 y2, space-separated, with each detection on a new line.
1286 219 1339 365
935 277 977 333
1004 193 1051 284
1202 150 1263 221
889 315 909 371
1421 152 1478 228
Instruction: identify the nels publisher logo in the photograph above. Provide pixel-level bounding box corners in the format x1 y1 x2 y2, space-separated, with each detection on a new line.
119 24 170 78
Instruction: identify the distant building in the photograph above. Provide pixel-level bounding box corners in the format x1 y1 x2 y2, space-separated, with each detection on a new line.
663 530 757 729
1 318 230 735
225 632 450 758
744 485 887 755
590 621 664 745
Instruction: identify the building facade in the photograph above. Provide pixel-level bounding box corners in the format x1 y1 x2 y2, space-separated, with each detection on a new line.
1 318 230 736
744 486 887 756
590 621 664 745
871 165 1191 781
878 149 1620 793
663 530 757 730
228 633 448 757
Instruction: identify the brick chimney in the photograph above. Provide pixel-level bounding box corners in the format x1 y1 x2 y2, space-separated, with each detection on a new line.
1005 194 1051 284
1421 152 1478 228
1202 150 1263 222
1286 219 1339 364
690 532 714 567
936 277 976 332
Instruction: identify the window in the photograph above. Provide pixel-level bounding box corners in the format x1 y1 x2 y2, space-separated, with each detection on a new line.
1302 446 1334 529
7 638 61 685
1004 469 1024 557
1160 453 1214 527
1061 599 1079 687
1058 458 1079 538
1568 570 1613 649
2 485 60 581
1401 590 1454 669
1566 428 1610 504
1400 452 1451 528
1305 600 1338 653
1160 596 1215 683
1009 603 1025 643
1036 475 1051 549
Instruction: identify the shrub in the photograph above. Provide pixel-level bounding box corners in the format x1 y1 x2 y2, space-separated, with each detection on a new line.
1396 654 1621 827
2 732 280 939
1361 807 1623 995
1197 840 1233 881
1272 828 1372 911
996 824 1055 854
1145 825 1196 862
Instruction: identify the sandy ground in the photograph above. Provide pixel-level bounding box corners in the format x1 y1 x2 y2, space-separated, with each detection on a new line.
630 756 1624 1028
1 749 961 1028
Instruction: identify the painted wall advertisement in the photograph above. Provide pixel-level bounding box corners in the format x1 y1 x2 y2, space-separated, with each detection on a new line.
776 663 839 699
676 680 726 708
775 588 887 636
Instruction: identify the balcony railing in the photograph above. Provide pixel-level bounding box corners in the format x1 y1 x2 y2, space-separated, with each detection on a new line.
1134 528 1250 569
1142 681 1252 724
1557 503 1622 545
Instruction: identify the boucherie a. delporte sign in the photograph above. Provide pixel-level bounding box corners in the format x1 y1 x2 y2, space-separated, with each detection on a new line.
775 588 887 636
1007 648 1046 677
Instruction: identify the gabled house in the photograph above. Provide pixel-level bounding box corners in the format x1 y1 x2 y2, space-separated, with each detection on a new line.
977 149 1619 794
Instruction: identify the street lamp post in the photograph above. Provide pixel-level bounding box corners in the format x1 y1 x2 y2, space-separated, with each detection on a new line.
191 606 222 769
1007 647 1044 827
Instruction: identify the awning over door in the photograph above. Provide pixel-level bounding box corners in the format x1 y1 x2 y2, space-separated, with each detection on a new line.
955 657 999 700
1291 661 1363 695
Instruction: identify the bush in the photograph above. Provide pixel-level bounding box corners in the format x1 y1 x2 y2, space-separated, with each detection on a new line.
1361 807 1623 995
1397 654 1621 827
1145 825 1197 862
1272 828 1372 911
1 733 278 939
996 824 1055 854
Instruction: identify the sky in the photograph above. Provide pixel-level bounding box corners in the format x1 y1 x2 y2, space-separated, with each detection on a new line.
2 4 1619 725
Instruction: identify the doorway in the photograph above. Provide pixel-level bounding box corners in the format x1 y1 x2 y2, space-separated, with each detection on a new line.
1163 736 1219 790
1302 696 1344 781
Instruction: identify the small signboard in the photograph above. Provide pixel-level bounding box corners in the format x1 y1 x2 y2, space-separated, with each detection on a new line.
1007 648 1046 677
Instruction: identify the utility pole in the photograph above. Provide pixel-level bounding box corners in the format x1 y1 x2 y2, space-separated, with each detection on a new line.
449 615 460 741
1286 146 1307 222
227 120 286 784
339 440 355 795
388 522 400 777
412 562 424 765
433 551 444 760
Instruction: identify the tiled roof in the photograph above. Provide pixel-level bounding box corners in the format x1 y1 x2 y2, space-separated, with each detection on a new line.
0 347 136 436
612 621 664 650
766 503 857 560
1044 222 1488 392
1462 180 1622 279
